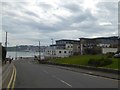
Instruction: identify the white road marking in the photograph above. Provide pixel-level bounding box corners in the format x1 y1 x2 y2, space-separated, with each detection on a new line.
41 69 72 87
60 80 72 87
28 61 31 64
88 72 93 74
51 75 72 87
43 70 49 74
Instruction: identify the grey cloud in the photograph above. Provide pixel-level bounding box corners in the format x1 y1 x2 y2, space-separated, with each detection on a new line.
24 10 39 18
62 3 82 13
2 1 118 46
37 2 53 9
53 9 97 32
97 2 117 11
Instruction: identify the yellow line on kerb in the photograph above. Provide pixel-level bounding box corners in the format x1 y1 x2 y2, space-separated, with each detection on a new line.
12 65 16 89
7 64 16 89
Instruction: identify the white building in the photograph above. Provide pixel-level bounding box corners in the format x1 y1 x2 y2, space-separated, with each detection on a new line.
45 44 73 58
45 39 80 58
102 48 118 54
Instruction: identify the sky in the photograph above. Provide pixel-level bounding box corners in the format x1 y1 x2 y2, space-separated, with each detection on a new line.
0 0 119 46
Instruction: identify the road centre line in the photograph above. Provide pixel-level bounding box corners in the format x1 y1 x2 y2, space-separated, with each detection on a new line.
41 69 72 87
88 72 93 74
60 80 72 87
51 75 72 87
43 70 49 74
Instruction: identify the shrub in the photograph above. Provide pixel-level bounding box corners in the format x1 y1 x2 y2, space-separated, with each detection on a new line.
88 58 113 67
106 52 114 58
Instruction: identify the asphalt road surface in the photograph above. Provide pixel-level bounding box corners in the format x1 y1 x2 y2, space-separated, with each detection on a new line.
13 58 118 88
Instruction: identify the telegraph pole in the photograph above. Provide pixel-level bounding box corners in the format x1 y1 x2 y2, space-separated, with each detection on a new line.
5 32 7 51
39 41 40 60
51 38 53 58
118 36 120 52
15 45 17 60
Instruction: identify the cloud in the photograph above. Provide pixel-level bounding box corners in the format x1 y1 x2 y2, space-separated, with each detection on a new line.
62 3 82 13
1 1 118 46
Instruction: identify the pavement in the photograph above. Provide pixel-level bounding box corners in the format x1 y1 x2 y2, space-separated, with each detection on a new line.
13 58 118 88
0 61 2 89
2 61 14 89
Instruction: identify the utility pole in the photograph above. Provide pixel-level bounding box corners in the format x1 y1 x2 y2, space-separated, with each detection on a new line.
15 45 17 60
118 36 120 52
5 32 7 51
39 41 40 60
51 38 53 58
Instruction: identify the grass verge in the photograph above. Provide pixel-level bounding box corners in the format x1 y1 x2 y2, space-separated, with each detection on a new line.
49 55 119 70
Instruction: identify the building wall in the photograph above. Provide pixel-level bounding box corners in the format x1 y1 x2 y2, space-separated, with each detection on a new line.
45 47 72 58
55 49 72 58
72 44 80 53
65 44 73 50
102 48 118 54
97 44 110 47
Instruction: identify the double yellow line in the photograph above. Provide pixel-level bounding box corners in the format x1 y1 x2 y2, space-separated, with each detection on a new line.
7 64 16 89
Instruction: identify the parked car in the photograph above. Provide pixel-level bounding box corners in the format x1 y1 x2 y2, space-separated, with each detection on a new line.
114 53 120 58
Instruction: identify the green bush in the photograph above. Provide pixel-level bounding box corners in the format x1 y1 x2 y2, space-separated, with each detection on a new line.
106 52 114 58
88 57 113 67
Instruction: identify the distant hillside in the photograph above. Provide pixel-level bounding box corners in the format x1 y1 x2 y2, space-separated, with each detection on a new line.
7 45 47 52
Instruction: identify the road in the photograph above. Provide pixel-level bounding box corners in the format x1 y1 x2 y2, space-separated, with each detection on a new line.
13 58 118 88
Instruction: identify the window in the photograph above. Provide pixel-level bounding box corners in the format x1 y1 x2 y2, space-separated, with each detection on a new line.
68 46 70 48
64 51 66 53
59 51 61 53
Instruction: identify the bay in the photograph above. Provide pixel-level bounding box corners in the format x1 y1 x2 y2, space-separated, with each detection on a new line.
7 51 40 58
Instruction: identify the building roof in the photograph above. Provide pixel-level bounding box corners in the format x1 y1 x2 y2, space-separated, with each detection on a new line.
56 39 79 42
79 36 119 40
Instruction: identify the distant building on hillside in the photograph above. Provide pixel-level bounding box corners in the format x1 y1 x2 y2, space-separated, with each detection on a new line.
56 39 80 54
45 39 80 58
79 36 119 54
